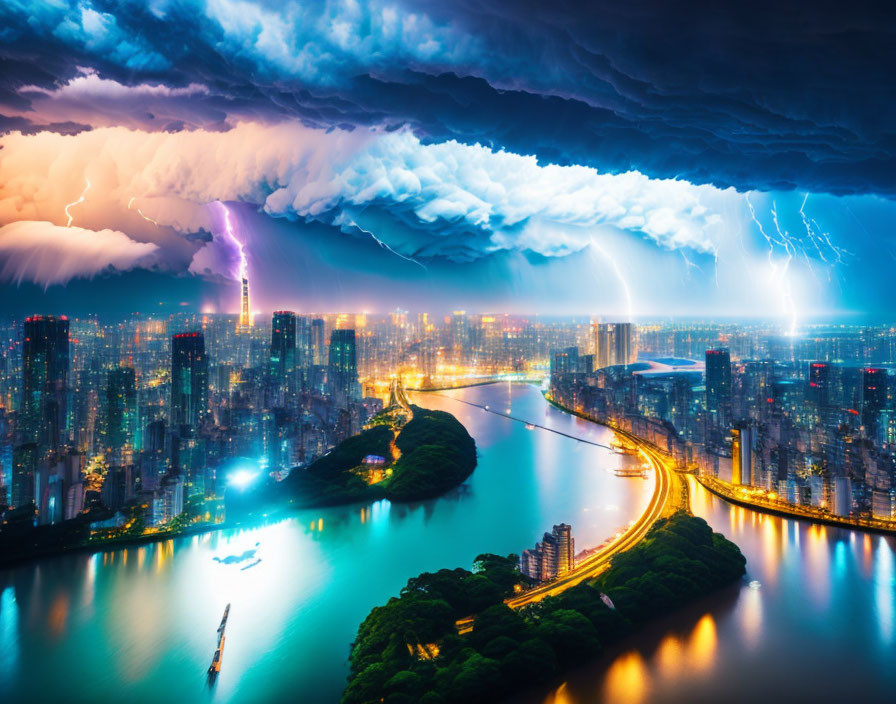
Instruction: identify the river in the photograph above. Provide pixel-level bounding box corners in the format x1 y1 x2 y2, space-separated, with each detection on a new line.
0 383 652 703
530 475 896 703
6 383 894 703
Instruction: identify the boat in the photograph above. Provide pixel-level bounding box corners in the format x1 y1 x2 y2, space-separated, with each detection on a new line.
209 636 225 675
609 438 638 455
208 603 231 678
614 467 647 478
525 423 535 430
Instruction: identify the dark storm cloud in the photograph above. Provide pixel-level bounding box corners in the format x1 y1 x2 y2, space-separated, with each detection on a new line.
2 0 894 196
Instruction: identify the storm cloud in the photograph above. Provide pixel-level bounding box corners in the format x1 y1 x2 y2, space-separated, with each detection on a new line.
2 0 894 195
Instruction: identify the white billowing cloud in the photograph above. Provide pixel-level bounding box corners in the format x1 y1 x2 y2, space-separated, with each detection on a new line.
273 134 724 256
0 119 739 295
0 122 724 263
0 122 373 227
0 221 159 287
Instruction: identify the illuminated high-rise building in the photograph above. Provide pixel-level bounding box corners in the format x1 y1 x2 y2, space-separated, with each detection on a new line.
311 318 326 365
327 329 359 404
705 347 732 431
104 366 137 460
808 362 832 407
521 522 575 582
296 315 313 370
22 315 70 450
171 332 209 429
238 276 252 328
271 311 298 401
593 322 614 368
614 322 636 365
862 367 887 439
731 424 755 486
552 523 575 576
12 442 38 508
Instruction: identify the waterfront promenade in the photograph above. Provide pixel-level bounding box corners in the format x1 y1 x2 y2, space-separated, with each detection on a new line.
696 474 896 536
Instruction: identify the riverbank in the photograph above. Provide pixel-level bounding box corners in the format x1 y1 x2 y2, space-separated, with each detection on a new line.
342 512 746 704
541 393 689 515
696 474 896 535
0 515 229 571
226 405 477 519
544 393 896 538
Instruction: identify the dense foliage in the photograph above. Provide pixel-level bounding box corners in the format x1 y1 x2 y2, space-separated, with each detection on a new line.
343 512 746 704
386 407 478 501
226 406 477 516
281 424 395 506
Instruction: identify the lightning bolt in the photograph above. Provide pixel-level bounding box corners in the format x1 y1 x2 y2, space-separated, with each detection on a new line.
214 201 248 281
128 196 160 226
798 193 846 267
590 237 634 321
746 194 798 337
64 178 91 227
348 219 427 271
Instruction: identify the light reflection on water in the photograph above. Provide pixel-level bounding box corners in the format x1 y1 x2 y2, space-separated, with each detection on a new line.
535 473 896 703
0 384 653 703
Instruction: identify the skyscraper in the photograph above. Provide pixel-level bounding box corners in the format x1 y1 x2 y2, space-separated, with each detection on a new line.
731 424 755 486
12 443 37 508
105 366 136 458
808 362 832 408
614 322 636 366
520 523 576 582
311 318 326 365
593 322 615 368
862 367 887 439
238 276 252 329
705 347 732 430
21 315 70 449
271 311 297 400
171 332 209 429
552 523 575 576
327 329 359 404
296 315 313 370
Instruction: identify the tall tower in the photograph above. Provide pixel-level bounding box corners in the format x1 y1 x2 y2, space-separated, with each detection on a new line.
170 332 209 430
105 366 137 461
238 276 252 329
614 322 636 365
271 311 298 400
705 347 732 433
327 329 359 405
22 315 70 450
593 322 615 369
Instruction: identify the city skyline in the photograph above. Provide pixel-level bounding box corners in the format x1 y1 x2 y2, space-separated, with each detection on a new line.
2 4 896 322
3 3 896 704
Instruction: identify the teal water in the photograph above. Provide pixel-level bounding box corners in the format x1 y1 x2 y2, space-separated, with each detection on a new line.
0 383 651 703
530 473 896 704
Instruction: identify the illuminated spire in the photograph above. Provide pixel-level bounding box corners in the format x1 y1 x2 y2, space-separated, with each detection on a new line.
240 276 251 329
214 202 252 330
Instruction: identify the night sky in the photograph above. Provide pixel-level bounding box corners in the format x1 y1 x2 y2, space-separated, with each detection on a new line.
1 1 895 323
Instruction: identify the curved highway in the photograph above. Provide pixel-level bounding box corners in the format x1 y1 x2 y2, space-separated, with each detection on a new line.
456 421 683 632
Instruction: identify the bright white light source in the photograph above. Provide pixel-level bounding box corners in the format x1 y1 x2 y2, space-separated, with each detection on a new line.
229 469 259 489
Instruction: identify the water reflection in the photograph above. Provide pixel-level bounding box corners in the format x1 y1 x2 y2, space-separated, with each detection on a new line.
601 650 650 704
0 384 653 703
530 474 896 703
874 538 894 646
